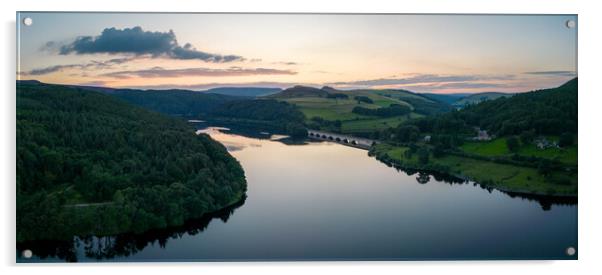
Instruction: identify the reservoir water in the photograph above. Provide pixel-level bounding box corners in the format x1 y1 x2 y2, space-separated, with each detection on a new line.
18 126 577 262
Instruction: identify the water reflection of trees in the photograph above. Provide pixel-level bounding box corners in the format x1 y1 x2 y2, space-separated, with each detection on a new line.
200 123 311 147
384 161 576 211
17 196 246 262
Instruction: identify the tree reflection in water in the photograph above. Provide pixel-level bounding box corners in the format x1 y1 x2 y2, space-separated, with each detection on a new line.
17 196 246 262
385 163 577 211
416 172 431 184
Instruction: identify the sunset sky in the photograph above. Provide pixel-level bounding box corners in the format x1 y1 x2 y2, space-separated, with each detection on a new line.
17 13 577 93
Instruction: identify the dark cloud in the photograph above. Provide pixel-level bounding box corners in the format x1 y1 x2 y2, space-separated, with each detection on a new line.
39 41 58 52
101 66 297 79
329 74 514 87
89 57 134 68
273 61 298 65
24 64 82 76
170 43 242 62
20 58 135 76
524 71 576 76
57 26 243 62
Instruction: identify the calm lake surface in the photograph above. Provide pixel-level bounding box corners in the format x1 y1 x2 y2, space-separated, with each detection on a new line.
18 126 577 262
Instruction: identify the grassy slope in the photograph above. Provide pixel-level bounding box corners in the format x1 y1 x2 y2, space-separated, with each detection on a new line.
341 113 423 133
278 89 428 133
461 137 577 165
373 143 577 196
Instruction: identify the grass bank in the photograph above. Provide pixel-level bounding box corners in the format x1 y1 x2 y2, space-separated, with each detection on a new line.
371 143 577 196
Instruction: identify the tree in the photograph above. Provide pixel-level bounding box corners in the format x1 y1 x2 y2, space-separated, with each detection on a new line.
537 159 553 176
404 148 413 159
285 123 308 138
396 125 420 143
506 136 520 152
418 147 430 164
520 129 536 145
432 145 445 158
354 96 373 104
559 132 574 147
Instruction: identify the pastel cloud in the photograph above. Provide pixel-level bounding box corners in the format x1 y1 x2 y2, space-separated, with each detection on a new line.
101 66 297 79
523 71 576 76
328 74 515 87
20 58 134 76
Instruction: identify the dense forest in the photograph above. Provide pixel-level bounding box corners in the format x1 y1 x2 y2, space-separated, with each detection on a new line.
100 88 309 138
208 99 308 138
16 82 247 241
458 78 577 136
110 88 239 117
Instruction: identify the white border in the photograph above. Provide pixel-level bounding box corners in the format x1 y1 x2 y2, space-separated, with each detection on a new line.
2 0 601 274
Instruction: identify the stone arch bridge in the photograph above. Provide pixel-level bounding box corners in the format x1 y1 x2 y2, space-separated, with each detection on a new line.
307 130 377 150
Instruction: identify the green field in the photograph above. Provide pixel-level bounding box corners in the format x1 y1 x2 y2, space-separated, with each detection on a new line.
340 114 422 133
461 137 577 165
281 91 419 133
284 97 373 121
374 143 577 196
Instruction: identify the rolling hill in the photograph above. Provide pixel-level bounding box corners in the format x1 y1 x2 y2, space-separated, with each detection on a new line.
376 78 578 196
421 93 470 105
21 80 309 137
271 85 329 98
205 87 282 97
459 78 577 136
452 92 513 108
393 78 577 138
269 85 451 134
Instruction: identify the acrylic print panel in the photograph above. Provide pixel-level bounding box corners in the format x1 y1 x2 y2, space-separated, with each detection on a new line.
16 12 577 262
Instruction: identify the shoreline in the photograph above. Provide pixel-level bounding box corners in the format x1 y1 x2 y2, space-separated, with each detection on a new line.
17 190 248 244
371 150 577 199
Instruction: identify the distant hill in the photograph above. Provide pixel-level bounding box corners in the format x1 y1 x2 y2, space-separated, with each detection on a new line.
420 92 513 108
452 92 513 108
270 85 328 98
266 85 453 134
397 78 578 137
18 80 311 136
421 93 470 105
374 89 453 115
320 86 340 93
460 78 577 135
205 87 282 97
